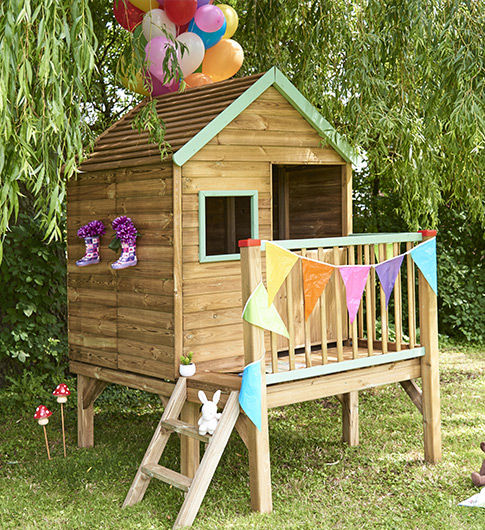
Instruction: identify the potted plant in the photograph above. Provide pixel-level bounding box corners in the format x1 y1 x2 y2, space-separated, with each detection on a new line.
179 352 196 377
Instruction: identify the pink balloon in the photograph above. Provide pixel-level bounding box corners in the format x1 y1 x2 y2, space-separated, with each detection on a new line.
145 36 176 82
194 4 224 33
145 71 180 96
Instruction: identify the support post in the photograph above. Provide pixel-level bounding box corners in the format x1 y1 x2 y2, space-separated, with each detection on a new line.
239 239 273 514
180 401 200 478
418 230 441 463
77 374 106 448
342 392 359 446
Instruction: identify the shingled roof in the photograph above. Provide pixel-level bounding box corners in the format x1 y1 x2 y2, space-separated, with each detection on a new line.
80 67 359 172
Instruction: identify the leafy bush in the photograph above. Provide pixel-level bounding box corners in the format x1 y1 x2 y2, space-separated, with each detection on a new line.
0 213 67 385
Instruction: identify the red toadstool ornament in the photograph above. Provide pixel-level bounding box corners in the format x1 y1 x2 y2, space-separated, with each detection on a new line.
34 405 52 460
53 383 70 457
53 383 70 403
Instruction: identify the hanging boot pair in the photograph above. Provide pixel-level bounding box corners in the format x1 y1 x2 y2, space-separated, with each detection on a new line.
76 217 138 270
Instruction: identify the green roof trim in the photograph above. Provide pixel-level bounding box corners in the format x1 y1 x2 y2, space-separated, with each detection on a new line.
172 66 361 167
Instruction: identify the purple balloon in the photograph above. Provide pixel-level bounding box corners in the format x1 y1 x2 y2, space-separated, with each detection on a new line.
144 70 180 96
145 36 177 81
197 0 213 6
194 4 224 33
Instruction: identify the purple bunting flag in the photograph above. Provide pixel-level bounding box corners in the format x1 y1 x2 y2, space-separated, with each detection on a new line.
339 266 371 324
375 255 404 308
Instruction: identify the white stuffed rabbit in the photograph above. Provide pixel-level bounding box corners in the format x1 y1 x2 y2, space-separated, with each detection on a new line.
198 390 222 435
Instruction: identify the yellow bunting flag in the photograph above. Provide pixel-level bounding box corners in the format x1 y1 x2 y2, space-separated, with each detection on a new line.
301 258 334 320
266 242 299 306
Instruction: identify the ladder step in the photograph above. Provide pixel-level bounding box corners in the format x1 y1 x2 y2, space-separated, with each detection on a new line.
161 419 211 443
141 464 192 492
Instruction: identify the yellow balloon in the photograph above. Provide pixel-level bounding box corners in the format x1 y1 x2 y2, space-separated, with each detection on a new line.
128 0 159 13
118 56 150 96
202 39 243 82
217 4 238 39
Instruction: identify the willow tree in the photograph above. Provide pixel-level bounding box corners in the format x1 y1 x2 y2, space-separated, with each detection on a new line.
0 0 97 256
236 0 484 229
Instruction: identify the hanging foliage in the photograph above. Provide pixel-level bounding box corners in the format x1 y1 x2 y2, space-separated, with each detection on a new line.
0 0 97 253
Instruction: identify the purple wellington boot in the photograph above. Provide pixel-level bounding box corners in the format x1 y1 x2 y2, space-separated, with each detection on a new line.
111 241 137 270
76 236 101 266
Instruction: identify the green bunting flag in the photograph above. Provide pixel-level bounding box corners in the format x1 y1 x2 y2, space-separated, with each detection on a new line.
242 282 289 338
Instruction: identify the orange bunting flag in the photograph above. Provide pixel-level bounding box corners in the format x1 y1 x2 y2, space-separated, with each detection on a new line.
301 258 334 320
266 242 299 306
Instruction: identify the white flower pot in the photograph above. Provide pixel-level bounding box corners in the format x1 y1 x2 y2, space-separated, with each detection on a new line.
179 363 196 377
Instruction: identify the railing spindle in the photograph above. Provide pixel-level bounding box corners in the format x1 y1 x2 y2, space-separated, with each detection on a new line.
301 249 312 367
318 247 328 364
286 270 296 370
378 243 389 353
357 245 364 339
406 241 416 348
270 332 278 373
349 245 358 359
363 244 374 355
333 246 344 362
393 242 403 350
370 244 377 337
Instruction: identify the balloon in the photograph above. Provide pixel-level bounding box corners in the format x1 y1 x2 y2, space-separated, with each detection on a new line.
216 4 238 39
142 9 176 40
121 69 151 96
202 38 243 82
129 0 159 12
188 17 226 49
176 32 205 77
194 4 224 33
145 36 177 81
145 71 180 95
113 0 144 32
177 22 190 35
184 72 214 88
197 0 213 6
165 0 197 25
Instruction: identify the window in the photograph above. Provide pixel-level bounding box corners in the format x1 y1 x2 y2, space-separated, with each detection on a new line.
198 190 259 262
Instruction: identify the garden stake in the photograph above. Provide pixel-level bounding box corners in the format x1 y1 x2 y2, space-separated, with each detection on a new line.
34 405 52 460
53 384 71 458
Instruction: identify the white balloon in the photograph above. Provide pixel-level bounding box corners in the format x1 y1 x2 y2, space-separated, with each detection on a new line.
142 9 176 41
176 32 205 77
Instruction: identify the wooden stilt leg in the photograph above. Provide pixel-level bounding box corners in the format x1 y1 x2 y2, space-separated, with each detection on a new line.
181 401 200 479
342 391 359 446
418 233 441 463
240 240 273 514
77 374 107 448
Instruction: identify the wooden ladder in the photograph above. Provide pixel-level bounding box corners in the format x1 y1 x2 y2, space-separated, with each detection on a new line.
123 377 240 529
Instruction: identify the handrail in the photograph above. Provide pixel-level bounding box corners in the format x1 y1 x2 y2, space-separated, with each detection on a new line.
260 232 422 251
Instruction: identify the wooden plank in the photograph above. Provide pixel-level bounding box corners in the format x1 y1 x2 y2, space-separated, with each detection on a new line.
418 234 441 463
406 242 416 348
363 245 374 355
69 332 116 352
357 245 364 338
184 307 242 331
266 347 425 385
318 247 328 364
400 380 423 415
69 360 175 396
394 242 403 350
173 163 183 379
300 250 312 367
184 291 242 313
378 244 389 354
118 339 173 361
141 464 192 492
333 246 344 361
348 245 358 359
183 177 269 195
267 358 422 408
123 378 187 507
183 275 242 296
286 268 296 370
69 346 118 369
342 163 352 236
164 417 209 443
239 241 273 514
182 160 270 179
184 322 242 347
68 316 116 337
82 380 107 410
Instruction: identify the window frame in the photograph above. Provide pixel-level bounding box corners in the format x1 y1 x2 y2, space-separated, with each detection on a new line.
198 190 259 263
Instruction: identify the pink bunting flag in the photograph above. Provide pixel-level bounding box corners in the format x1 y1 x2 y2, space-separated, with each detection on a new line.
375 255 404 308
339 266 371 324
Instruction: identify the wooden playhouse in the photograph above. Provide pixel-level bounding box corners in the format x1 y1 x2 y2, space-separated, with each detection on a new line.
68 67 441 528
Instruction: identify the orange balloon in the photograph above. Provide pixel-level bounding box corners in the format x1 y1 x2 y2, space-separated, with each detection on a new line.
185 73 214 88
202 39 243 82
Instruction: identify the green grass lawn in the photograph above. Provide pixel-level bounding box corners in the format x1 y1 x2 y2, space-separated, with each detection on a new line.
1 341 484 529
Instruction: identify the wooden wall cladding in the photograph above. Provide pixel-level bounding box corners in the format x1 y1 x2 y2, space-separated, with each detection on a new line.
181 87 347 371
67 163 176 380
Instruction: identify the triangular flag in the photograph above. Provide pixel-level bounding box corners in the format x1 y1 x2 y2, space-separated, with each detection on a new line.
375 255 404 308
301 258 334 320
374 243 394 263
339 266 371 324
266 242 299 306
242 282 289 338
410 238 437 294
239 359 262 430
